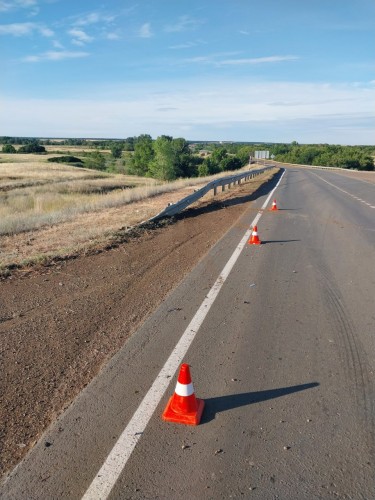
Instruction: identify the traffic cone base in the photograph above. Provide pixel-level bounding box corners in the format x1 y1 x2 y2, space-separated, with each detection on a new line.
162 363 205 426
162 396 205 425
248 225 261 245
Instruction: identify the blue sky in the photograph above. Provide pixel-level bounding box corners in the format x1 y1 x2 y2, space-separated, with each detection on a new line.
1 0 374 144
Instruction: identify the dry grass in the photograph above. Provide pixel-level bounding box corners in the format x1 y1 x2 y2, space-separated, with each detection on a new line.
0 169 277 274
0 151 275 273
0 152 249 238
0 154 159 235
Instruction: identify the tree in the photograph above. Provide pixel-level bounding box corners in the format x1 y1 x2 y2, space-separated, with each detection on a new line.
220 156 242 171
18 141 46 153
237 146 253 166
198 162 209 177
110 143 123 159
2 144 16 153
148 136 177 180
129 134 154 176
211 147 227 165
170 138 196 177
201 157 220 175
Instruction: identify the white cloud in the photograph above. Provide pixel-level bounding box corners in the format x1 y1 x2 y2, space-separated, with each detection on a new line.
181 53 298 66
164 15 203 33
2 81 374 144
38 26 54 37
0 0 37 12
23 50 89 62
138 23 152 38
68 28 94 45
75 12 100 26
106 32 121 40
52 39 64 49
0 22 34 35
169 41 198 50
0 22 54 37
73 12 116 27
218 55 299 65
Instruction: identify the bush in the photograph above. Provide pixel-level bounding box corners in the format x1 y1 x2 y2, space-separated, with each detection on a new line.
18 142 46 153
2 144 16 153
84 151 107 171
47 156 83 164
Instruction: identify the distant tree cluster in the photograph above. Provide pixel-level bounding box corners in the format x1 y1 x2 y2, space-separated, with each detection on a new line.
128 135 246 180
1 140 46 154
128 135 199 180
270 142 374 171
197 147 242 177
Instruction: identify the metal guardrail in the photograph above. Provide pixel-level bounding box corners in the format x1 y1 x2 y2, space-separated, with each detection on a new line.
149 165 274 221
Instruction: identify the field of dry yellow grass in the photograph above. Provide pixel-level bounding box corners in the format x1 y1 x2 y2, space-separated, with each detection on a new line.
1 151 267 274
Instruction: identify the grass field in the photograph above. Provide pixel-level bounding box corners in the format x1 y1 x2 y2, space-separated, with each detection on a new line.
0 152 162 235
0 151 233 238
0 149 270 274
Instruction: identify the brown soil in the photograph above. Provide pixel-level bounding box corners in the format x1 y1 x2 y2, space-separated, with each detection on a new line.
0 170 278 480
0 182 215 272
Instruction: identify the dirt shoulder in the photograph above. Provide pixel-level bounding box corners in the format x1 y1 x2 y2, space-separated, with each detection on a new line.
0 169 279 480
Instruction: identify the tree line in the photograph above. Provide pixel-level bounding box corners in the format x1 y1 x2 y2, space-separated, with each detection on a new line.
269 142 374 171
2 137 374 177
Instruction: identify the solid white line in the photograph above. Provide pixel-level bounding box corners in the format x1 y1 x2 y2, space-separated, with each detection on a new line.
81 170 286 500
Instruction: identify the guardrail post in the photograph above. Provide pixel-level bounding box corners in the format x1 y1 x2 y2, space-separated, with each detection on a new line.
222 185 225 192
213 186 217 196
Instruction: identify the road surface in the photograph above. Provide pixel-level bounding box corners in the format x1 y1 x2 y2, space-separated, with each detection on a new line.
2 166 375 499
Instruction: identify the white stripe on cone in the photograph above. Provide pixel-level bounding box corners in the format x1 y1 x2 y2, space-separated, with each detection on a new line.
175 381 194 397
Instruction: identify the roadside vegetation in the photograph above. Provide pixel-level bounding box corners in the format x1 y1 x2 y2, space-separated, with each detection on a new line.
0 148 243 238
0 135 373 239
0 136 254 239
2 136 373 177
269 141 374 170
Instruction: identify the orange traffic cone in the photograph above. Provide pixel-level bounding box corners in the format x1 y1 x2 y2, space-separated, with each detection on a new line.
270 199 278 211
248 225 261 245
162 363 205 425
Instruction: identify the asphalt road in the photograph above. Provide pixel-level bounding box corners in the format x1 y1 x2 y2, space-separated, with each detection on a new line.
2 167 375 499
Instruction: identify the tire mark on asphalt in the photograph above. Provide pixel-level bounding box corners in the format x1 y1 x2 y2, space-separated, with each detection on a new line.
313 255 375 456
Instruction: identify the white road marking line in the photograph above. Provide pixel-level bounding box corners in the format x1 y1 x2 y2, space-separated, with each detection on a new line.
81 171 286 500
311 172 374 207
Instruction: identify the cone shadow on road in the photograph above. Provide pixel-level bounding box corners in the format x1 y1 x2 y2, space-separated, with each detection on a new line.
260 239 301 244
201 382 319 423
